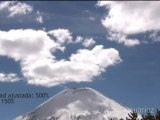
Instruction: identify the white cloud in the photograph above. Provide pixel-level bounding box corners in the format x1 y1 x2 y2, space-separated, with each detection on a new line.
97 1 160 46
35 11 43 23
0 1 33 17
89 16 95 21
48 29 73 45
23 45 121 87
36 15 43 23
0 29 121 87
149 31 160 42
75 36 83 43
0 29 60 61
0 73 20 82
82 38 96 47
108 32 140 47
75 36 96 48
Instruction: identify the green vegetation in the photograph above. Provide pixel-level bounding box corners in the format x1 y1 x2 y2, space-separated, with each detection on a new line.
117 109 160 120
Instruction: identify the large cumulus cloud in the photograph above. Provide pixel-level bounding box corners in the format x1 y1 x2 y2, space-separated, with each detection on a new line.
97 1 160 46
0 29 121 87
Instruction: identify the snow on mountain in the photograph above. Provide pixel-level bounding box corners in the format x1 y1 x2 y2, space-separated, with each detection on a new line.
14 88 134 120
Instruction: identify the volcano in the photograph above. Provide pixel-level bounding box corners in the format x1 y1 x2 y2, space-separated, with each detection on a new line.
15 88 133 120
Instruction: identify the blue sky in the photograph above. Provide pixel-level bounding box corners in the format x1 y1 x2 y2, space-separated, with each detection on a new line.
0 1 160 120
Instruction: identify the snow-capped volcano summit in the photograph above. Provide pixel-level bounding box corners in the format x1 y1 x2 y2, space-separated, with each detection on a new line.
15 88 132 120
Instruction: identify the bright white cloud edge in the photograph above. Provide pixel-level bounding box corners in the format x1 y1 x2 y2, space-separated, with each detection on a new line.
0 73 20 82
35 11 43 24
0 1 33 17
